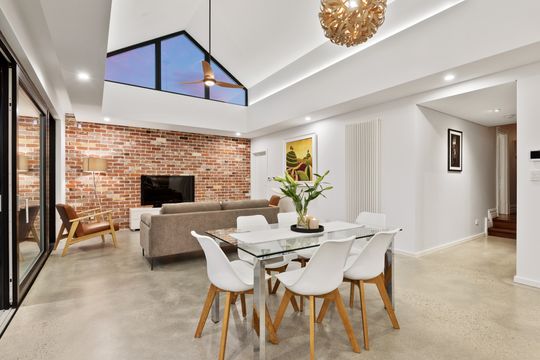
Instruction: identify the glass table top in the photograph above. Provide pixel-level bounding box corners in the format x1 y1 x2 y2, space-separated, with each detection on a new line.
206 223 385 259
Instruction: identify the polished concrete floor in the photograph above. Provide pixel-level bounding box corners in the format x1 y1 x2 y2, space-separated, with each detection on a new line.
1 231 539 360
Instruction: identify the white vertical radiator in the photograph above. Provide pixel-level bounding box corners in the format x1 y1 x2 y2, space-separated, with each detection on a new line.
345 119 381 222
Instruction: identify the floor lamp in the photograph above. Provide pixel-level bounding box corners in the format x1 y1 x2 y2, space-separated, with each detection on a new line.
83 157 108 213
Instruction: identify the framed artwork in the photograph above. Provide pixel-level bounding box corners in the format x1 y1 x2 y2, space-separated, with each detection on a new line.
448 129 463 172
284 134 317 182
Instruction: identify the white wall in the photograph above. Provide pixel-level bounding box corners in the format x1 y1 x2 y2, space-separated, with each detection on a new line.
252 97 496 254
415 108 496 252
515 76 540 288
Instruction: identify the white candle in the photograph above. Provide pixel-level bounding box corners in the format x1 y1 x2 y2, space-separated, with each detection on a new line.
309 218 320 229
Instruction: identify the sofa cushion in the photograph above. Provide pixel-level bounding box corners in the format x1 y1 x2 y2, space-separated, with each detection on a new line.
221 199 269 210
160 202 221 215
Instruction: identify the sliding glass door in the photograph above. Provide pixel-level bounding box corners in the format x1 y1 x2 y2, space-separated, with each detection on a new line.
16 86 45 282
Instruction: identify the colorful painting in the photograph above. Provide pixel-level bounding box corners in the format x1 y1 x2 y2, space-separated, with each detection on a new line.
284 134 317 182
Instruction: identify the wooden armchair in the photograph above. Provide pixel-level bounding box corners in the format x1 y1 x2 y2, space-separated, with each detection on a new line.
54 204 119 256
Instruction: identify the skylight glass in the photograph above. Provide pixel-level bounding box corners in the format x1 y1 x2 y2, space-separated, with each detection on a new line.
161 34 205 98
105 44 155 88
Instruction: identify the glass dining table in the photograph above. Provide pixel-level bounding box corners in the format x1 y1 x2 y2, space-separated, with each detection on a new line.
206 222 397 360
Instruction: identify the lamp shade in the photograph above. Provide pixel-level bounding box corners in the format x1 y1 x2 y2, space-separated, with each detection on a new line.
17 155 29 172
83 157 108 172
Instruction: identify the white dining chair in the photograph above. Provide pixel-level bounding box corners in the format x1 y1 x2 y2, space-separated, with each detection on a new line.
319 229 400 350
273 236 361 359
277 211 297 228
237 215 298 295
355 212 387 229
348 211 388 307
191 231 278 360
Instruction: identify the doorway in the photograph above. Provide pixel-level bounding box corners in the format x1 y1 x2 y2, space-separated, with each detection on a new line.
252 150 269 200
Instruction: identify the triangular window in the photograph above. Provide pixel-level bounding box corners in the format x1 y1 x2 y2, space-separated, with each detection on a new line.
105 31 247 106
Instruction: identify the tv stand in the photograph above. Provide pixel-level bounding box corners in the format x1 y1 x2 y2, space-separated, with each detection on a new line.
129 207 161 231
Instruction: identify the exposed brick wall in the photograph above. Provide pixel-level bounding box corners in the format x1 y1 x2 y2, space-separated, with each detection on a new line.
65 117 251 228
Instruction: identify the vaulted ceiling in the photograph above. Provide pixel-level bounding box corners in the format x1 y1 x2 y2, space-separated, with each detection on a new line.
2 0 540 138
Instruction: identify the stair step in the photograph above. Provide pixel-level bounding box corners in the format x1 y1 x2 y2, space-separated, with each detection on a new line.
488 227 516 239
492 220 516 230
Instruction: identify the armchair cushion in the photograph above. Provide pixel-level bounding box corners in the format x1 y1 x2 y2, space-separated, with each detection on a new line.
81 221 119 235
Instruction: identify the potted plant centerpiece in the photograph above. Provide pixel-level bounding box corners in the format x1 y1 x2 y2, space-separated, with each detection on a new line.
273 170 333 232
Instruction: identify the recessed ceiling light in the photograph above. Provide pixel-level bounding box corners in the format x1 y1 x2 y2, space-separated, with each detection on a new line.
444 74 455 82
103 117 111 122
77 72 91 81
235 132 242 136
305 116 312 121
494 108 501 113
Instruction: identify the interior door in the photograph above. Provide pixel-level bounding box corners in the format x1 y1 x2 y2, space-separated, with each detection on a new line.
252 151 269 200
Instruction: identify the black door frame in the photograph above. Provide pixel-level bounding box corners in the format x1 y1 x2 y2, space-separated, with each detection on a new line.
0 32 56 308
0 39 12 310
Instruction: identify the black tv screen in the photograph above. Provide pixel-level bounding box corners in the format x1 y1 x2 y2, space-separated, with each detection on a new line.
141 175 195 207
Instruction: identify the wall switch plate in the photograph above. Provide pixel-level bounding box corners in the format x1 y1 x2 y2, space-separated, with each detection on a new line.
474 219 479 225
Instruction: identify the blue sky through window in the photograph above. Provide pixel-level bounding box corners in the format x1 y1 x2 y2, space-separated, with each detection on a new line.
105 44 155 88
161 34 205 98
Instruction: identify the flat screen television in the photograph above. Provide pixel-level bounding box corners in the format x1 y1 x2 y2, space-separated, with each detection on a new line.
141 175 195 207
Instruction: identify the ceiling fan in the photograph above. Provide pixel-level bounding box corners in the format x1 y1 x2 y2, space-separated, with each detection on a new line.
182 0 244 89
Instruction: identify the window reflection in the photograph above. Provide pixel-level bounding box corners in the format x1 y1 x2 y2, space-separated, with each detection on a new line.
17 87 44 282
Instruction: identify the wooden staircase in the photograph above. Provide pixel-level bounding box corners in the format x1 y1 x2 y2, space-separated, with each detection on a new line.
488 214 516 239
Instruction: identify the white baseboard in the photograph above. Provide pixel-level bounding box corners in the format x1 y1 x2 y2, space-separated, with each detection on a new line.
514 276 540 289
394 233 485 258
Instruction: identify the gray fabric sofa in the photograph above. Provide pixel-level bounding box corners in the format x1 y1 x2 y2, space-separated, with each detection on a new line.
140 199 279 269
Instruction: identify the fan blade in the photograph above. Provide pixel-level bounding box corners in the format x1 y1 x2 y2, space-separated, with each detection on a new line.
215 81 244 89
181 80 204 84
202 60 214 78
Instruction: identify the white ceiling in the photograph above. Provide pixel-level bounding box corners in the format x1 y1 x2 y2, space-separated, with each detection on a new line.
421 82 517 127
107 0 456 90
3 0 540 138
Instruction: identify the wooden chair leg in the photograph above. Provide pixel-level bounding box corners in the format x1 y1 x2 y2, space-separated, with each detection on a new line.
251 305 279 345
240 293 247 318
53 224 65 251
290 295 300 312
30 225 40 243
62 222 78 257
316 298 331 323
274 289 293 332
231 293 238 305
108 214 118 248
334 289 361 353
309 296 316 360
252 308 260 337
267 273 273 294
195 285 218 338
359 280 369 350
349 281 355 308
271 278 281 294
101 235 105 243
374 275 400 329
265 305 279 345
218 292 233 360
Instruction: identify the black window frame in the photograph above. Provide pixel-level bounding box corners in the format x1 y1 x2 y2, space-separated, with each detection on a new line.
106 30 248 106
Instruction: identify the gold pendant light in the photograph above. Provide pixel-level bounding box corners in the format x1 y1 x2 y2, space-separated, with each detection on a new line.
319 0 387 47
